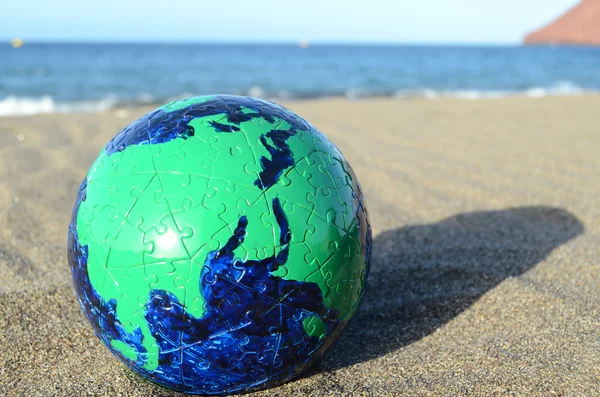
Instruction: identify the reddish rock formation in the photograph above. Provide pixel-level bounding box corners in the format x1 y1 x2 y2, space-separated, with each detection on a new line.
524 0 600 45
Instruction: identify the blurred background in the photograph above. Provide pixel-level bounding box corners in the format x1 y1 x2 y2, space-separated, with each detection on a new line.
1 0 599 116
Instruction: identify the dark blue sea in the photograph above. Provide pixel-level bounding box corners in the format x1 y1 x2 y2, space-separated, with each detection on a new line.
2 43 600 115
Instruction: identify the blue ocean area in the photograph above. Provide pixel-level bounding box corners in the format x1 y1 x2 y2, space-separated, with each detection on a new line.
1 43 600 115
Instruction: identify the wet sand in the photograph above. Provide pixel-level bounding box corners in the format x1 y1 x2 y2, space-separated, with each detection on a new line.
1 96 599 396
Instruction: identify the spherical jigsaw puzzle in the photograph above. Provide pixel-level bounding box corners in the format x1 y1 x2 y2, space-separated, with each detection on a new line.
68 95 372 395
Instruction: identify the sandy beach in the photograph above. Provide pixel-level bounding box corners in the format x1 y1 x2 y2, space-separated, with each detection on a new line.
1 96 599 396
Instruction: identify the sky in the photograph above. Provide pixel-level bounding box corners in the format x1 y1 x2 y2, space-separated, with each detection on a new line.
1 0 578 44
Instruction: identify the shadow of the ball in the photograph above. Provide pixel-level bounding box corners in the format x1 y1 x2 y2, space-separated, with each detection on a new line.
316 206 583 372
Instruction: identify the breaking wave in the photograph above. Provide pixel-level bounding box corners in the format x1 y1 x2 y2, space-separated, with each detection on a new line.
0 82 596 116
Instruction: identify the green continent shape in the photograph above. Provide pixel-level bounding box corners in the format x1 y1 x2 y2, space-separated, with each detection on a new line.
302 316 327 340
76 107 367 370
111 340 139 361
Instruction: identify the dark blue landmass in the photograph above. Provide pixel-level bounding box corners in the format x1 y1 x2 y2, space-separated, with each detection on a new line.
68 179 149 364
138 198 340 393
104 95 310 189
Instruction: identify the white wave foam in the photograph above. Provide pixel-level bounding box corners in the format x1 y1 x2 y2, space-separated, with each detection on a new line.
135 92 156 104
344 88 367 100
524 81 586 98
393 81 594 101
247 86 265 98
0 95 118 117
0 82 596 116
0 96 56 116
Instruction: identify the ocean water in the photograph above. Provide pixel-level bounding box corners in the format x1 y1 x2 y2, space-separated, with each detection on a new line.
1 43 600 115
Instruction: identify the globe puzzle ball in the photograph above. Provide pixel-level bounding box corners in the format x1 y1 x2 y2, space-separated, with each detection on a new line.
68 95 372 395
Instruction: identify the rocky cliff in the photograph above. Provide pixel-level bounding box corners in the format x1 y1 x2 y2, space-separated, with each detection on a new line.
524 0 600 45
